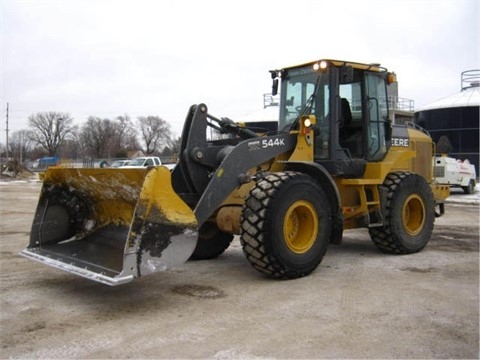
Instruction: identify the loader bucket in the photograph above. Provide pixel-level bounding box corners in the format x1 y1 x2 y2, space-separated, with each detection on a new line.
20 166 198 285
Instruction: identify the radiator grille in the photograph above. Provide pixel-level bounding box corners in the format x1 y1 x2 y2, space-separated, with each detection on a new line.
413 140 433 180
434 166 445 178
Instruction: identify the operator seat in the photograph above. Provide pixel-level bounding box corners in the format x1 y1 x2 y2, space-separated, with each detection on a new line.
340 98 352 128
339 98 363 158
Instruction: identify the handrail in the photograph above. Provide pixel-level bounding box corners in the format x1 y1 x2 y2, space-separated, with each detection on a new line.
388 96 415 112
461 69 480 91
405 121 430 136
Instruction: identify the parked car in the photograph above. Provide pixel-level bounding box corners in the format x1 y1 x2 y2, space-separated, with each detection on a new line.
110 159 131 168
164 163 177 170
122 157 161 168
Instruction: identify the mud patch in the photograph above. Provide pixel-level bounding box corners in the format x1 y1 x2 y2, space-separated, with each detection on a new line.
400 267 437 273
23 321 46 333
172 284 225 299
429 230 479 253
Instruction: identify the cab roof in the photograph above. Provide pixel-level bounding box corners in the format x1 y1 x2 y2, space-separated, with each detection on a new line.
282 59 388 73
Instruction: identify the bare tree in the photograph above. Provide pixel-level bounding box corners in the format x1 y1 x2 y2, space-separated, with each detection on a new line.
28 112 77 156
60 137 81 159
0 143 6 160
80 117 117 158
161 136 181 155
115 115 139 154
79 116 139 158
137 116 171 155
9 130 34 163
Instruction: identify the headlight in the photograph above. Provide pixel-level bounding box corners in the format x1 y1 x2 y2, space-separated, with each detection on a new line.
313 60 328 71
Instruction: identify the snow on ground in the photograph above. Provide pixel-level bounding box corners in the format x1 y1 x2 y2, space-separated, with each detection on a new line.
1 176 479 205
445 185 480 205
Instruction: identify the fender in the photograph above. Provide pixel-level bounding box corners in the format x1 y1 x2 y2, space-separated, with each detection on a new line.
284 161 344 243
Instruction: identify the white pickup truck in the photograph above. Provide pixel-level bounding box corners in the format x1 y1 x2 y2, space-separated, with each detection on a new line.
122 156 162 168
434 155 477 194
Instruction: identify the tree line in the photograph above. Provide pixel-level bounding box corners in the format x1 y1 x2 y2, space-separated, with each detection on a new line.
1 112 181 163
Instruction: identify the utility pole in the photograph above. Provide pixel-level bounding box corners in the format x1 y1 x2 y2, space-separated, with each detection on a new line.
5 102 9 160
20 131 23 165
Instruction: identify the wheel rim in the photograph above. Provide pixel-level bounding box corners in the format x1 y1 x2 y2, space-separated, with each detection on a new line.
402 194 425 236
283 200 318 254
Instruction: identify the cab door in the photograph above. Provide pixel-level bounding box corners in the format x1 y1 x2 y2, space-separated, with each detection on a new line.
365 72 390 161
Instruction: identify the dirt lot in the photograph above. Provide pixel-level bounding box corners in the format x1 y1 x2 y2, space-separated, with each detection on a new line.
0 180 478 359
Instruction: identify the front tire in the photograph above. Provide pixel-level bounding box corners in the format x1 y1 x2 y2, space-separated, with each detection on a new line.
240 171 331 279
189 222 233 260
369 172 435 254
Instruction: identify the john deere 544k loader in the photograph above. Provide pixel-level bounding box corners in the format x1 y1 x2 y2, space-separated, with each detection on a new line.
21 59 449 285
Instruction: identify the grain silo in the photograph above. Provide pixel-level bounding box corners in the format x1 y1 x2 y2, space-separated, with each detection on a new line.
414 70 480 174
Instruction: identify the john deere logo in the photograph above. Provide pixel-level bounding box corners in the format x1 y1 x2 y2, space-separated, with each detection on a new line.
391 137 409 147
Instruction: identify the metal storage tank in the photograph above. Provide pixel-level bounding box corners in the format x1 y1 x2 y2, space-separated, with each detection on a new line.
415 70 480 174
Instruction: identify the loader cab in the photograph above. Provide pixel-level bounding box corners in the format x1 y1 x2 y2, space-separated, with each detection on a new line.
275 59 392 177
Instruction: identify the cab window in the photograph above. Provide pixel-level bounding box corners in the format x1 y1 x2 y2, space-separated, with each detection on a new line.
365 73 389 161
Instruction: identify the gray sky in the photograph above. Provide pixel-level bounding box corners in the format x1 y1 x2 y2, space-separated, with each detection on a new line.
1 0 478 140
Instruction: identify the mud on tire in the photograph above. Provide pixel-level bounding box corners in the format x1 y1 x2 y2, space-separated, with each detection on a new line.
240 171 331 279
369 172 435 254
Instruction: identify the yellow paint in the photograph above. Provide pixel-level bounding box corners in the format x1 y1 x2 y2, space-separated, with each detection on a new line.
401 194 426 236
42 167 147 226
288 115 316 162
41 166 197 230
431 184 450 202
216 182 255 234
139 166 197 227
283 200 318 254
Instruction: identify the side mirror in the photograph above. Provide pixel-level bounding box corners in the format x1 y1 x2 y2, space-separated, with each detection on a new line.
272 79 279 96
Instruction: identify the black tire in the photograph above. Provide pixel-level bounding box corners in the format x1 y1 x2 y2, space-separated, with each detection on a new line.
462 179 475 194
32 186 92 245
240 171 331 279
189 222 234 260
330 213 344 245
369 172 435 254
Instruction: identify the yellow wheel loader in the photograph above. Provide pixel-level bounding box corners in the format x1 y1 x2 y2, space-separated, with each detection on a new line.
20 59 450 285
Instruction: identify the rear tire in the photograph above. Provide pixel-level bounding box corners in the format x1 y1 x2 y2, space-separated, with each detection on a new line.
189 222 233 260
240 171 331 279
462 179 475 194
369 172 435 254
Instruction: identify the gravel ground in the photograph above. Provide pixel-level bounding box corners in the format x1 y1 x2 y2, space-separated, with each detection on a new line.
0 180 478 359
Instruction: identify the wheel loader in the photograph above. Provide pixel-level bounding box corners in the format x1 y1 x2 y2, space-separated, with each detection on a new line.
20 59 450 285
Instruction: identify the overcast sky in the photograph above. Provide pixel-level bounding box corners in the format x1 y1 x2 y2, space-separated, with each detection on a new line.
1 0 478 140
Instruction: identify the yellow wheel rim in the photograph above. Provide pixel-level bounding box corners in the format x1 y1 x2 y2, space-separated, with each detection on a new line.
402 194 425 236
283 200 318 254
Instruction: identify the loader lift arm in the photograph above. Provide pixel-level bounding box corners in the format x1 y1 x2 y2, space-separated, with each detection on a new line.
171 103 297 227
